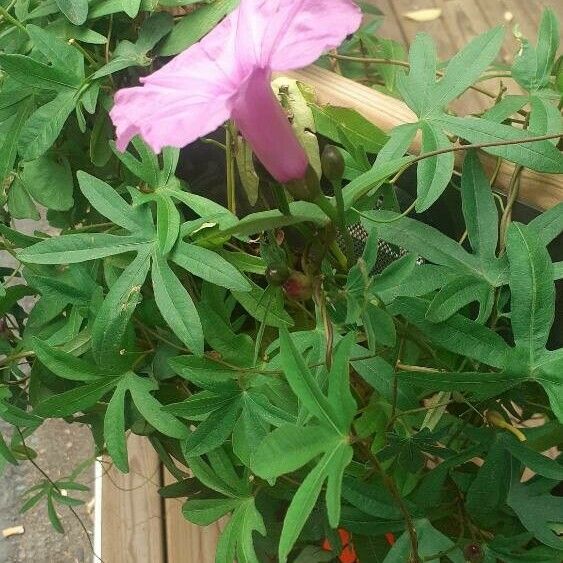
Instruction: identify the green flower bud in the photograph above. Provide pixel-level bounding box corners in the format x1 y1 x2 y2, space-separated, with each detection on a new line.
285 165 321 201
321 145 345 183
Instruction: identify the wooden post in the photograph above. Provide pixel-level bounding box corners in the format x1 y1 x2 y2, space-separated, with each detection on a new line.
284 65 563 210
101 434 165 563
163 471 226 563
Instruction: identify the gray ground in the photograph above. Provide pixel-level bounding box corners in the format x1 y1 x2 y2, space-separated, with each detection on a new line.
0 420 95 563
1 217 95 563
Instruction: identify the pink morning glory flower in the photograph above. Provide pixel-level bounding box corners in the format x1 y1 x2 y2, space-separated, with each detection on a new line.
110 0 362 183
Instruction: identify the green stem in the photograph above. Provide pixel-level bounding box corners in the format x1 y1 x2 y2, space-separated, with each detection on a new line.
499 164 523 254
332 178 355 264
311 193 337 222
225 124 237 215
0 6 26 32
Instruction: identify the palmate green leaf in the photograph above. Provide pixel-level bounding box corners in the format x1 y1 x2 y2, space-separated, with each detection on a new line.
529 95 562 141
342 476 402 520
362 212 481 276
77 171 153 235
500 434 563 480
396 33 437 116
0 399 42 428
353 355 418 409
109 139 157 186
184 455 239 498
47 494 64 534
164 390 239 419
342 156 412 210
159 0 238 56
512 8 559 92
325 444 353 528
19 234 150 265
92 248 151 369
8 178 40 220
309 105 388 154
482 94 528 123
26 25 83 78
384 518 464 562
0 431 18 465
122 0 141 18
507 476 563 550
21 156 74 211
34 377 119 418
154 193 180 255
280 329 342 434
172 241 251 292
104 380 128 472
426 275 493 323
90 41 150 80
506 223 555 364
18 91 77 161
125 372 188 439
182 398 241 457
373 254 418 294
390 297 511 369
33 338 107 381
396 370 515 395
169 356 239 393
151 252 204 356
135 12 175 53
215 497 266 563
436 115 563 173
461 150 499 265
0 54 80 91
327 333 357 429
433 26 504 108
527 202 563 247
183 497 242 527
466 437 512 517
0 98 33 184
232 397 269 466
252 424 338 482
416 121 454 211
221 201 330 237
279 444 350 563
54 0 88 24
233 282 293 328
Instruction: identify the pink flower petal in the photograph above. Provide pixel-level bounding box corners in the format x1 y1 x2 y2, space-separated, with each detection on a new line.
110 12 243 153
232 68 309 183
235 0 363 71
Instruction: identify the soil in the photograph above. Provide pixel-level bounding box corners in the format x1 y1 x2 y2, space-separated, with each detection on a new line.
0 420 95 563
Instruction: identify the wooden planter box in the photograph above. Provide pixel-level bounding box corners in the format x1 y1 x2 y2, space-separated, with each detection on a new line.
96 66 563 562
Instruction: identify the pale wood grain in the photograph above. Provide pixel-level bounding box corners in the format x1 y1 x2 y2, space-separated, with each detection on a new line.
284 65 563 209
101 434 164 563
163 471 226 563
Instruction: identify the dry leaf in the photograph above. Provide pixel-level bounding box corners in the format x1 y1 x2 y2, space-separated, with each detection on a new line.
2 525 24 538
403 8 442 22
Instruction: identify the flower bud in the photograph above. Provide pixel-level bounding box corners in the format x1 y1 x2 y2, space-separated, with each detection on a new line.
283 271 313 300
285 165 321 201
321 145 345 183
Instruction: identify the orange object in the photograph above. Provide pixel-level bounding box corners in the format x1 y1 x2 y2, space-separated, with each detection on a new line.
385 532 396 546
322 529 358 563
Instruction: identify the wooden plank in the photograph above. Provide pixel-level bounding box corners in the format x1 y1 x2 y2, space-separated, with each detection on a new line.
363 0 407 44
284 65 563 210
101 434 165 563
164 471 226 563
